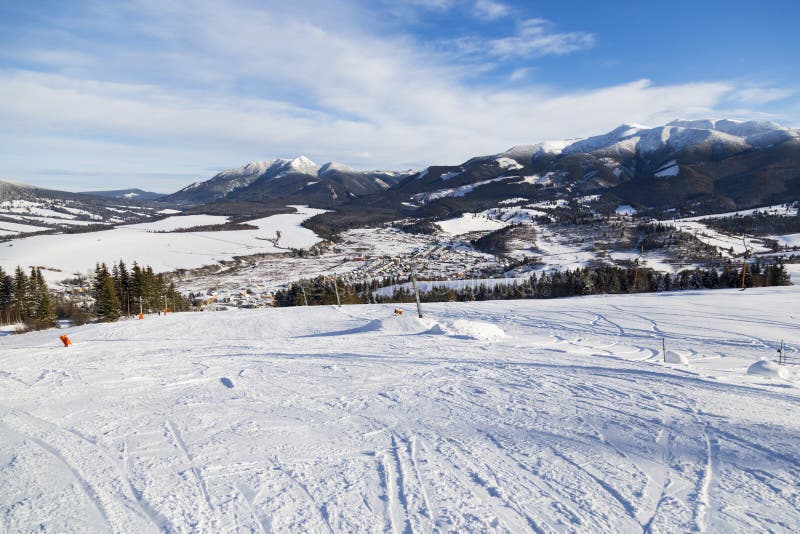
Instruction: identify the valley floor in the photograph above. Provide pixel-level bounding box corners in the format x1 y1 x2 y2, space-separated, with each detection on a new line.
1 288 799 532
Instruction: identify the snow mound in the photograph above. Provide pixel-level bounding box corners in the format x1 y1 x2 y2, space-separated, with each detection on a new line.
377 315 439 335
664 350 690 365
440 319 506 341
335 315 506 341
310 315 439 337
375 316 505 340
747 359 788 379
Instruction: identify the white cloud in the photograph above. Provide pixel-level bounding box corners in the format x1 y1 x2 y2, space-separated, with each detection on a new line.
488 18 595 58
509 67 530 82
0 0 786 191
408 0 454 9
732 86 794 105
473 0 510 20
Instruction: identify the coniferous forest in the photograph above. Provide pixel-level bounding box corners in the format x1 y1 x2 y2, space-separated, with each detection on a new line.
272 262 792 307
0 260 191 330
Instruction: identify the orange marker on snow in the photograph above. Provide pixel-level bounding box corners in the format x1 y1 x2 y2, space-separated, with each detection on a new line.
59 334 72 347
139 313 144 320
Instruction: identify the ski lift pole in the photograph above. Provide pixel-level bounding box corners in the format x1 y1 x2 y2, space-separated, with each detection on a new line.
410 268 423 319
139 296 143 319
331 278 341 307
299 283 309 306
740 234 750 290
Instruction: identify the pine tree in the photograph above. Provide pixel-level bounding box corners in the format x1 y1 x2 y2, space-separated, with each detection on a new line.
97 276 122 322
35 287 55 325
13 266 28 321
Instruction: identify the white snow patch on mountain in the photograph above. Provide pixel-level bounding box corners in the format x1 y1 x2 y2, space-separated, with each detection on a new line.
616 204 637 215
655 163 680 177
495 157 523 171
437 213 508 235
413 177 509 204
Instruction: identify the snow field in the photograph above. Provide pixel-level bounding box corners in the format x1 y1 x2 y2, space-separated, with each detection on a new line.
0 206 326 282
1 287 799 532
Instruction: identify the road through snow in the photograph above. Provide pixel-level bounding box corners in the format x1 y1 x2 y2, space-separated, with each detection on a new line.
1 287 799 532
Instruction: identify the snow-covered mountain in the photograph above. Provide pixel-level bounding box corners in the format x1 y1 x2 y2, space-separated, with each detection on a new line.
556 119 796 158
165 156 411 205
397 118 800 215
80 188 165 201
0 180 165 239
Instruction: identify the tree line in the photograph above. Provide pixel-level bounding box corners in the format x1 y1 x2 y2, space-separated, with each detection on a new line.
0 266 55 329
92 261 191 322
272 261 792 308
0 260 191 330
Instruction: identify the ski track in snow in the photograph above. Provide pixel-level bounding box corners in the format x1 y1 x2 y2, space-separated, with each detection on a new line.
1 287 800 532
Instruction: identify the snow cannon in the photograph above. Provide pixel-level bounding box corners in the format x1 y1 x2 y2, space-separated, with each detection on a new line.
59 334 72 347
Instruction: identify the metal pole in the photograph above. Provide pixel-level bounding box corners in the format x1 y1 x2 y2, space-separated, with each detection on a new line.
411 270 423 319
740 234 748 290
300 283 309 306
662 338 666 362
332 278 341 307
139 296 143 315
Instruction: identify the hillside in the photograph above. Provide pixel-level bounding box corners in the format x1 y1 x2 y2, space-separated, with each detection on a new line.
163 157 411 207
392 119 800 218
0 179 171 240
1 288 799 531
80 189 165 201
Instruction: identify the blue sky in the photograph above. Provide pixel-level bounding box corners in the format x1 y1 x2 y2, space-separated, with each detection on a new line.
0 0 797 192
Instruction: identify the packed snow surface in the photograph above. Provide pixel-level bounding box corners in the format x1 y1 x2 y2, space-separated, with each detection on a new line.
1 287 799 532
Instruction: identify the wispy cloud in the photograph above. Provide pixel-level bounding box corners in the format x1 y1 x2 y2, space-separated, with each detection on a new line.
473 0 510 20
732 86 794 105
488 18 595 58
0 0 789 191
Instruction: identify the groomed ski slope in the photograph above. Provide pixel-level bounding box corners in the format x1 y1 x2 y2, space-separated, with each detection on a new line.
1 287 800 533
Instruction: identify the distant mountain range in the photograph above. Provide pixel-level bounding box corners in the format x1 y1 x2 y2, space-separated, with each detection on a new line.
3 118 799 219
393 118 800 217
80 188 165 201
162 156 413 206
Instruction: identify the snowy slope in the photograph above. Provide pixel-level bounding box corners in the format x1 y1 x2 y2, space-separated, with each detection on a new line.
0 206 325 282
1 288 799 532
